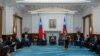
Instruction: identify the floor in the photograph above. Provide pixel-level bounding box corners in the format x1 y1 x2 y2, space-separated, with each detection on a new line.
11 45 97 56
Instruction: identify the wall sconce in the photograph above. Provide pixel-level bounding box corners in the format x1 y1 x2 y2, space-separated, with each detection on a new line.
13 26 16 33
90 27 92 34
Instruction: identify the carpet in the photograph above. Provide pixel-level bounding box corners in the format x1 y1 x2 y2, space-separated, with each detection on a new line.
11 45 97 56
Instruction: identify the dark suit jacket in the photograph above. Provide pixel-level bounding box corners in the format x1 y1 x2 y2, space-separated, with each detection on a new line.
95 39 100 45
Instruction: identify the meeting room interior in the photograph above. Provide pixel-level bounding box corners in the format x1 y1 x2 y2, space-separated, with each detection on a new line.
0 0 100 56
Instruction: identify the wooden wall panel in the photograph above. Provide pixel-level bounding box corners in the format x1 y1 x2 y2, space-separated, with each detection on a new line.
90 34 100 39
22 33 79 42
2 34 13 41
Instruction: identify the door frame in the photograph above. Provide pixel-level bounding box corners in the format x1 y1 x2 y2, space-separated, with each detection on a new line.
83 14 93 37
13 14 23 37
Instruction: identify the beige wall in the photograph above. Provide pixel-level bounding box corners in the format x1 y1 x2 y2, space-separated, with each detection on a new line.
0 7 2 37
82 3 100 34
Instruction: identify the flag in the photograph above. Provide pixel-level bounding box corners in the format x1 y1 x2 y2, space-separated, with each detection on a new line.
38 18 44 40
61 18 67 35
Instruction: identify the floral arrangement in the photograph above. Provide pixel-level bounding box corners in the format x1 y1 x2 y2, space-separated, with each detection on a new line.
23 27 30 35
75 26 81 35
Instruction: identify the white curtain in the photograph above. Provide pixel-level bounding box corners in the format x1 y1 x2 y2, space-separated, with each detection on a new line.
85 18 89 39
16 18 21 41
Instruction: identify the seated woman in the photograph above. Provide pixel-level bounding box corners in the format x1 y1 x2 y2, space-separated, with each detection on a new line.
63 35 69 49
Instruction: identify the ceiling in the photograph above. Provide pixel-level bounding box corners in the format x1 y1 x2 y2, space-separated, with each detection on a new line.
14 0 99 13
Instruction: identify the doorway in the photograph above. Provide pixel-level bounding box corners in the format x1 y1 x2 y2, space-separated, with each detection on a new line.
13 14 22 41
83 14 93 39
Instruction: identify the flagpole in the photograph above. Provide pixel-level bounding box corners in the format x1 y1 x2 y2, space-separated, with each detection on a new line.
62 17 68 49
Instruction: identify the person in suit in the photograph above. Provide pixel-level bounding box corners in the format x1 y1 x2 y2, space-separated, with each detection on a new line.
58 34 64 45
63 31 69 49
24 34 31 46
89 36 97 52
75 34 80 46
1 37 11 56
9 36 17 52
95 38 100 54
79 34 84 48
63 35 69 48
0 37 3 46
34 36 38 45
12 35 21 49
84 35 91 48
40 35 47 45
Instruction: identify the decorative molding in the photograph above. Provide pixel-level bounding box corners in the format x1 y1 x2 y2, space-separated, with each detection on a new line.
17 0 90 3
13 14 23 19
29 7 78 14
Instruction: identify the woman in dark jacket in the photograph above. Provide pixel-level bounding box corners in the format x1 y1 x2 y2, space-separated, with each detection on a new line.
63 35 69 49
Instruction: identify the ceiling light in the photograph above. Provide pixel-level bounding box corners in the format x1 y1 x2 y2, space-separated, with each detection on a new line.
17 0 91 3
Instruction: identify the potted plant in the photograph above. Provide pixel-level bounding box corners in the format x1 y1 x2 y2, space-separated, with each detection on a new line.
24 27 30 37
24 32 28 35
77 31 81 35
75 26 81 35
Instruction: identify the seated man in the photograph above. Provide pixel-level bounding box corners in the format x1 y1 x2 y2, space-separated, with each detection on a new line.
79 34 84 48
95 39 100 54
7 36 17 52
0 37 10 56
37 35 47 45
33 36 38 45
23 34 31 46
12 35 21 49
41 35 47 45
0 37 3 45
74 34 80 46
89 36 97 52
58 35 64 45
84 35 91 48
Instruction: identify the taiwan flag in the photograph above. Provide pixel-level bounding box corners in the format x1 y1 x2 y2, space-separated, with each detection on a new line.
61 18 67 35
38 18 44 40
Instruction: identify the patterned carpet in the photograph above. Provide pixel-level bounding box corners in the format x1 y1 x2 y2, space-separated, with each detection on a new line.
11 45 97 56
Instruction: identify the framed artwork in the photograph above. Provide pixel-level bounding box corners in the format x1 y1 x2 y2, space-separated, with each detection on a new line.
49 19 56 28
